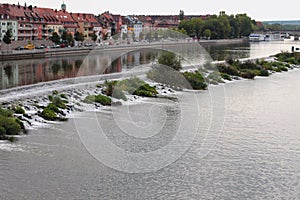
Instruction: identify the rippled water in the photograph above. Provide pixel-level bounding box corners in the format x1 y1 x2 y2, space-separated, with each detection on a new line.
1 69 300 199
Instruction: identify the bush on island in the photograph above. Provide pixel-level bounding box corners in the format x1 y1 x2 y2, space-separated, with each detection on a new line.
0 107 22 136
13 106 25 115
84 94 112 106
41 107 58 121
182 71 207 90
158 51 182 71
240 70 256 79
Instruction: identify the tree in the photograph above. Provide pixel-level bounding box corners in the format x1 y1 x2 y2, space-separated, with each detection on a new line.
61 31 68 41
236 14 254 37
51 32 61 44
122 33 127 41
203 29 212 39
179 20 195 37
74 31 84 42
191 18 204 39
3 29 12 45
158 51 182 71
90 32 97 42
66 33 74 46
139 32 144 41
145 32 152 42
179 10 184 21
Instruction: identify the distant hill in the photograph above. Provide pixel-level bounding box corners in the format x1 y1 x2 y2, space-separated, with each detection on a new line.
263 20 300 25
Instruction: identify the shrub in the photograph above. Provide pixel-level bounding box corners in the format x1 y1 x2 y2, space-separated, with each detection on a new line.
84 95 112 106
47 103 60 113
133 89 155 97
182 71 207 90
104 80 118 96
147 68 185 88
238 61 259 70
158 51 182 71
112 88 127 101
14 106 25 114
52 96 66 109
221 73 232 81
217 64 239 76
48 95 53 101
240 70 256 79
285 57 298 65
0 127 6 136
52 90 59 95
41 107 57 121
60 94 68 99
0 107 13 117
0 115 21 135
259 69 269 76
207 71 224 84
262 62 274 71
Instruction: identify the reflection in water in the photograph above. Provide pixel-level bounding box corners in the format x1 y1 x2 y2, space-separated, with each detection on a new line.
203 42 250 61
2 40 298 90
0 50 158 90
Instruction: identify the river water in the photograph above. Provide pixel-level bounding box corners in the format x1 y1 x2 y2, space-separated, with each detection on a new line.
1 40 300 199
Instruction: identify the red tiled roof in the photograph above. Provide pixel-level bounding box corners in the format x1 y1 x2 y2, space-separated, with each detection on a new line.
34 7 61 24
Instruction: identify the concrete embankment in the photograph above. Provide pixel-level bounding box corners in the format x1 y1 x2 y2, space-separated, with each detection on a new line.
0 39 248 61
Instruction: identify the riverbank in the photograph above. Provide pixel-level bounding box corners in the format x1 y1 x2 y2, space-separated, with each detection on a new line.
0 39 247 61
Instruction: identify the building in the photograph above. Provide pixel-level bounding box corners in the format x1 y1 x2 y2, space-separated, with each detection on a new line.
1 3 37 40
0 6 18 41
53 3 78 35
133 20 143 39
71 13 100 40
35 7 64 39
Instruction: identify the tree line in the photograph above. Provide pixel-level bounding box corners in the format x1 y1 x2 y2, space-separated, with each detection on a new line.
178 11 258 40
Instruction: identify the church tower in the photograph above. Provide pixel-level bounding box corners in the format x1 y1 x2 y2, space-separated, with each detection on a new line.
61 1 66 11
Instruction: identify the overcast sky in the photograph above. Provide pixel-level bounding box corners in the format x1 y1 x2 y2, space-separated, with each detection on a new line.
1 0 299 21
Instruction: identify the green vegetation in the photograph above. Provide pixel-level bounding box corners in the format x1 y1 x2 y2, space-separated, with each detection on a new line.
39 91 68 121
158 51 182 71
13 106 25 115
183 71 208 89
275 52 300 65
104 80 127 101
0 107 22 140
212 52 300 81
84 94 112 105
102 77 158 100
179 12 256 39
3 29 12 45
207 71 224 85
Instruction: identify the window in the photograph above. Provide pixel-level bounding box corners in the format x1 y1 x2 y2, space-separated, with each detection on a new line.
2 22 6 26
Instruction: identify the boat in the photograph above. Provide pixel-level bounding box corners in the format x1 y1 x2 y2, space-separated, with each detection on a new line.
249 33 265 42
264 33 285 41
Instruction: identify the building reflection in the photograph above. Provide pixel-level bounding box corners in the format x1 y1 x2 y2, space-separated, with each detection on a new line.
0 49 157 90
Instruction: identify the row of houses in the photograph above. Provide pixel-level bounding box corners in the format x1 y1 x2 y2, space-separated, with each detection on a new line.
0 2 211 42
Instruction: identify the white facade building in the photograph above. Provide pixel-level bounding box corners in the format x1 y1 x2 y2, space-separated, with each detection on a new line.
0 14 18 41
133 21 143 39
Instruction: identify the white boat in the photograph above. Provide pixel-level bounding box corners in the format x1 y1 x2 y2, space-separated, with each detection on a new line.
249 34 265 42
264 34 285 41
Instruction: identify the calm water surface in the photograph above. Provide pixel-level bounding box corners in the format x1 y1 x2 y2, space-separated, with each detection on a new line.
0 41 300 199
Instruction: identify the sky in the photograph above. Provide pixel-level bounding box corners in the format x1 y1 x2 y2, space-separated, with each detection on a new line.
1 0 299 21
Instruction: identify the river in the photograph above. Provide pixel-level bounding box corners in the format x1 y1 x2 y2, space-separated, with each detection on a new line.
0 40 300 199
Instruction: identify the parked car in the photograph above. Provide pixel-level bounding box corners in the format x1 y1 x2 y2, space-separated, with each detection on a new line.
15 46 24 50
35 45 44 49
24 44 35 50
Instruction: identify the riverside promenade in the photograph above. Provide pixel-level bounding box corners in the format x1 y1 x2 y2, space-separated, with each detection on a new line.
0 39 247 61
